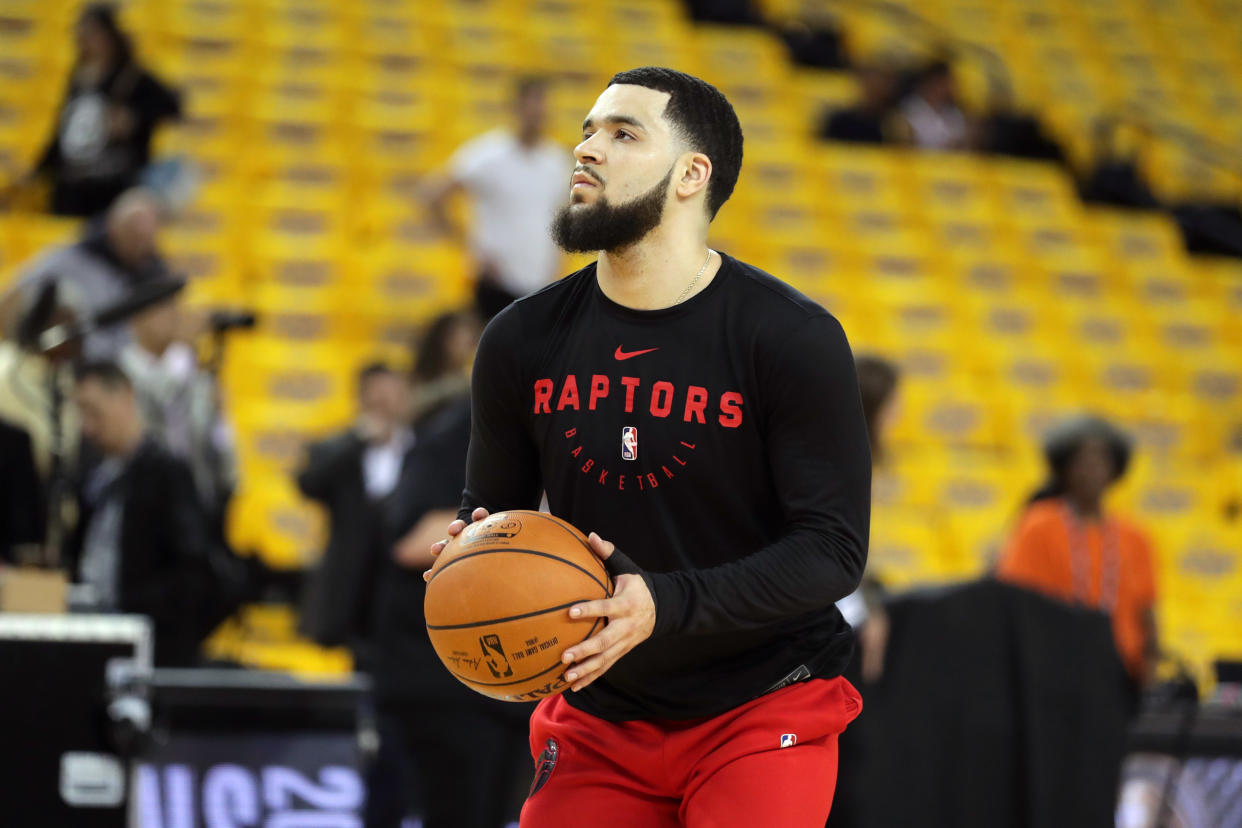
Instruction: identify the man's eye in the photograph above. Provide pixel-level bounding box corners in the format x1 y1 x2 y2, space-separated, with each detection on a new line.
616 130 633 140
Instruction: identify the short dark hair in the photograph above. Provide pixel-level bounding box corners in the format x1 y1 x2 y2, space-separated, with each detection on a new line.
515 75 548 101
607 67 744 220
74 359 132 391
357 360 394 389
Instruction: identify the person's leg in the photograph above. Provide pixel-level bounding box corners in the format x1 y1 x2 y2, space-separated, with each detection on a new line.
675 677 861 828
519 695 680 828
364 708 417 828
681 733 839 828
405 705 515 828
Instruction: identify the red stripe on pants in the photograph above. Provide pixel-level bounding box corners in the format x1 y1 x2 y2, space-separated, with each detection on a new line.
520 676 862 828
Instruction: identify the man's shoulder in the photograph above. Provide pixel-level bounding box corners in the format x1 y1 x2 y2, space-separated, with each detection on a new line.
484 264 596 336
454 129 518 163
722 253 839 338
1019 499 1069 533
129 438 190 480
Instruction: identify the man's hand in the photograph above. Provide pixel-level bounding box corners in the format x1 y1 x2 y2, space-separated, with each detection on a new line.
560 533 655 693
422 507 489 582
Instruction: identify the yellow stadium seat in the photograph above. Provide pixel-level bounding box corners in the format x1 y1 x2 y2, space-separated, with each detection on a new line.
889 377 1017 451
815 147 910 211
226 477 326 569
867 503 954 591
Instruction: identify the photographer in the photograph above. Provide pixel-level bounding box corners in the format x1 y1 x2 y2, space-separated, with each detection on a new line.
0 188 170 361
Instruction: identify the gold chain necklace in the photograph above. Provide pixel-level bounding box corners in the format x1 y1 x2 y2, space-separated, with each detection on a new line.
674 249 714 305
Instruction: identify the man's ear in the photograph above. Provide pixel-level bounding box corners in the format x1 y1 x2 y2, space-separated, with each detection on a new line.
675 151 712 201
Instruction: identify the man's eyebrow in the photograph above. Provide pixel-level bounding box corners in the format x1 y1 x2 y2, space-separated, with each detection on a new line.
582 114 648 132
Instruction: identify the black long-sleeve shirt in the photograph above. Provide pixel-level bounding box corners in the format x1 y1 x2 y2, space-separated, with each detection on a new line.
460 252 871 721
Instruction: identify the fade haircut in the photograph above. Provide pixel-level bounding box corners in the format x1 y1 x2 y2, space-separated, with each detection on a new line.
357 360 394 390
606 67 744 220
74 359 132 391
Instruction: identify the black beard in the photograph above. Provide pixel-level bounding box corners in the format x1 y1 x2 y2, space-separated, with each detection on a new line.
550 166 673 253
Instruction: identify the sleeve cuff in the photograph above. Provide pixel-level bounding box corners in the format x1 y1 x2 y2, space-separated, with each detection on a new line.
604 550 681 640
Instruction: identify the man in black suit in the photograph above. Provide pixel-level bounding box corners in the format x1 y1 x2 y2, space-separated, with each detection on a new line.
66 359 221 665
0 418 44 563
296 362 413 652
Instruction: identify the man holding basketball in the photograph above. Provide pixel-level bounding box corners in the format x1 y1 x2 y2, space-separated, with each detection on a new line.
430 67 870 827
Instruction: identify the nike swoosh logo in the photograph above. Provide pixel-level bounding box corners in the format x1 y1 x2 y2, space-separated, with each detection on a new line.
614 346 659 361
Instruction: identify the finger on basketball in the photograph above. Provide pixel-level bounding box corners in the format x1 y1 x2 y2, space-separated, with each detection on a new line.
562 625 609 664
568 647 623 691
471 507 489 522
445 519 466 538
587 532 614 559
568 597 610 622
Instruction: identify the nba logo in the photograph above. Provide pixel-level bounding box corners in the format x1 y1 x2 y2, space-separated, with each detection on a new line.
621 427 638 461
780 734 797 748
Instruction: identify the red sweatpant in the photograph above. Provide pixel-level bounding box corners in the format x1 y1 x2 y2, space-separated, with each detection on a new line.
519 676 861 828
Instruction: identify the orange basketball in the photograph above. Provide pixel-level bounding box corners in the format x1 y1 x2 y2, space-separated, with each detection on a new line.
424 510 613 702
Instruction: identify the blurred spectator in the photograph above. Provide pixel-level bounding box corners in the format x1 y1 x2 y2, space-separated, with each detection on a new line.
818 61 899 145
1078 118 1160 209
1170 201 1242 259
996 415 1160 686
409 309 482 425
684 0 760 25
428 77 570 320
66 360 221 665
777 14 848 69
0 188 170 360
366 313 524 828
6 3 181 217
893 59 971 151
837 354 900 679
296 362 413 650
977 81 1065 163
0 418 44 563
829 354 899 828
119 295 236 528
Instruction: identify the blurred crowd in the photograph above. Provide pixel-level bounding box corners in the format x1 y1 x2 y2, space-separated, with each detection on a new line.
0 4 1229 828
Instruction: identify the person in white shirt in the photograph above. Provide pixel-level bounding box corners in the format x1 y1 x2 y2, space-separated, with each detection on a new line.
296 362 414 649
894 60 971 151
428 77 572 319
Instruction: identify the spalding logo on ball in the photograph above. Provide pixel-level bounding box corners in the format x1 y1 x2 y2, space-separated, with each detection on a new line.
424 511 614 702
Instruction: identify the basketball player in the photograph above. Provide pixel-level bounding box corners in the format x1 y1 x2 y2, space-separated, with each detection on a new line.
429 67 871 827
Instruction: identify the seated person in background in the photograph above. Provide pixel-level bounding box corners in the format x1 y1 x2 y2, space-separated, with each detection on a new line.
66 360 221 665
0 188 169 360
296 362 414 651
4 3 181 217
892 59 972 151
996 415 1160 688
120 294 235 529
818 60 898 145
976 80 1065 163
